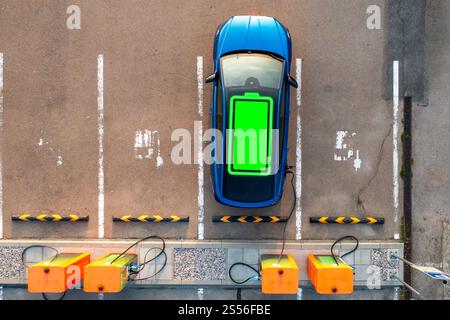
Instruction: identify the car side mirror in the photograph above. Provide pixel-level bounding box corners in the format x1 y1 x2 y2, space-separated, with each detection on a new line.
286 74 298 88
205 73 218 84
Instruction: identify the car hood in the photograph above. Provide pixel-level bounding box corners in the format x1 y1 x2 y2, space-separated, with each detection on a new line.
216 16 290 60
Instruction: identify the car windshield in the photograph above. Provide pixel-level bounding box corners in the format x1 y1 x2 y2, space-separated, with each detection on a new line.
221 53 284 90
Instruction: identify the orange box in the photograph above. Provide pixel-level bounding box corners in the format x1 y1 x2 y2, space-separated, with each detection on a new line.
261 254 299 294
28 253 90 293
83 253 137 293
307 255 354 294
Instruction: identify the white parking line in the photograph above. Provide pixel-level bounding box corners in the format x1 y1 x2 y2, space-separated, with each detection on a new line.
197 287 204 300
0 52 3 239
97 54 105 238
393 286 400 300
296 287 303 300
197 56 204 240
392 61 399 224
295 58 302 240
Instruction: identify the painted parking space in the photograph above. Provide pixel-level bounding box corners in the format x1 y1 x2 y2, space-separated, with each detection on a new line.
0 0 399 241
0 2 99 238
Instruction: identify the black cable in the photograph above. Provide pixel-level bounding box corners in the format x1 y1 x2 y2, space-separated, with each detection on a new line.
129 248 168 281
128 248 158 277
110 235 165 265
330 235 359 266
128 247 165 277
228 168 296 285
228 262 260 285
110 235 166 282
21 245 58 268
136 242 166 269
22 246 67 300
278 169 296 261
42 291 66 301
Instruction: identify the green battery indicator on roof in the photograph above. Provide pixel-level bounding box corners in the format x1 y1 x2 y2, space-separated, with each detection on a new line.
227 92 274 176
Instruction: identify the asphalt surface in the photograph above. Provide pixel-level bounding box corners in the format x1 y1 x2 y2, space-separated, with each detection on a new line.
0 286 400 300
0 0 399 241
411 0 450 300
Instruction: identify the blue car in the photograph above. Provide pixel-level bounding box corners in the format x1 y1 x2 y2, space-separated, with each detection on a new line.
206 16 298 208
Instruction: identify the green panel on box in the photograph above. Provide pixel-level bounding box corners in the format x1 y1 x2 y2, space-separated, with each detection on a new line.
316 256 337 264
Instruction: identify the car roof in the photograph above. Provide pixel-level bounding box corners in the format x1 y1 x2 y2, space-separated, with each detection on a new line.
216 16 290 60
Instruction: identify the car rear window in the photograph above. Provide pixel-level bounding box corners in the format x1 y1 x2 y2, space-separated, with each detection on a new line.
221 53 284 90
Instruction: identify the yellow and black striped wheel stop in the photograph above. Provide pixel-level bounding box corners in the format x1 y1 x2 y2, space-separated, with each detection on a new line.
310 216 384 225
212 216 287 223
12 214 88 222
113 215 189 223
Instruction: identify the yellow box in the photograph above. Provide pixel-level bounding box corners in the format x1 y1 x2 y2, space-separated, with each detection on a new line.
83 253 137 293
28 253 90 293
261 254 298 294
307 255 354 294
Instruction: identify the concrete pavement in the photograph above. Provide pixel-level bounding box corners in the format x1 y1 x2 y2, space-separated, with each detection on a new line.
411 0 450 300
0 0 399 241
